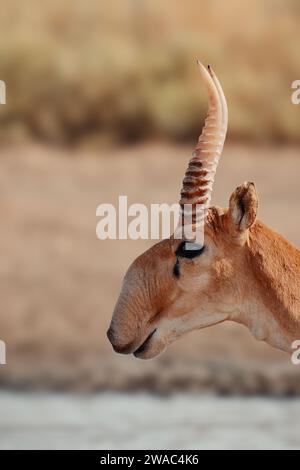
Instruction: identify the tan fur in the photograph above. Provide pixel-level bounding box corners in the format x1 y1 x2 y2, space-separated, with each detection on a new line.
248 221 300 333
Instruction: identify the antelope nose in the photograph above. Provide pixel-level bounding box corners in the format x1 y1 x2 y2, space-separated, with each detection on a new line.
107 327 134 354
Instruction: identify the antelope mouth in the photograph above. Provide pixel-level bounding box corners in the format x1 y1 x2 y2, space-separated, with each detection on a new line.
133 329 157 358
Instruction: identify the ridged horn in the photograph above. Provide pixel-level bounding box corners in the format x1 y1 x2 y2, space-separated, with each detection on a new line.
179 61 228 230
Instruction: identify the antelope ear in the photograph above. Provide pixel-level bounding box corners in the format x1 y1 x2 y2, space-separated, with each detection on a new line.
227 182 258 234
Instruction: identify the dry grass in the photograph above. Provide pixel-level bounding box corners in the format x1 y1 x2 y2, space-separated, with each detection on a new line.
0 142 300 394
0 0 299 144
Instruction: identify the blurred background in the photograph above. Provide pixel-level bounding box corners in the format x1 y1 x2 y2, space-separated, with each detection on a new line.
0 0 300 450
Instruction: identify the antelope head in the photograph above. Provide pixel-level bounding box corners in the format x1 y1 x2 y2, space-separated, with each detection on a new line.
107 62 300 359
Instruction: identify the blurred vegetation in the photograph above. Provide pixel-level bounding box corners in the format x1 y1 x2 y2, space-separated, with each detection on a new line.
0 0 299 146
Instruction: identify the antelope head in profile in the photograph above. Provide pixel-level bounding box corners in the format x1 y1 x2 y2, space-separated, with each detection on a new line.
107 61 300 360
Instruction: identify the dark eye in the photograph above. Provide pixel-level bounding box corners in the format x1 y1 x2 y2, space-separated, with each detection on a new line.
175 241 205 259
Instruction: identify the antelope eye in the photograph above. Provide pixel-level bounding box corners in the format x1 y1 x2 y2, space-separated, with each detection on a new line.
175 241 205 259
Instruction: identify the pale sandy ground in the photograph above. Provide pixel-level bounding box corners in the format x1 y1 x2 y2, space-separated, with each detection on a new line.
0 392 300 450
0 143 300 393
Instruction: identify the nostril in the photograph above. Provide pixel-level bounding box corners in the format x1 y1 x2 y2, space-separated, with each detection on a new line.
107 326 135 354
107 327 115 344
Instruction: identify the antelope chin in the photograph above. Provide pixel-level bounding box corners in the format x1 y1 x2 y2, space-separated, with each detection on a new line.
133 329 166 360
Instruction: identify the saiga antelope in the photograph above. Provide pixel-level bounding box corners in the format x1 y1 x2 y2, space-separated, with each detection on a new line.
107 61 300 360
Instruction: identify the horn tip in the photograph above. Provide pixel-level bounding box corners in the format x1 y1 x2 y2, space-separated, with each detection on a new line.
196 59 205 69
207 64 214 77
197 60 215 79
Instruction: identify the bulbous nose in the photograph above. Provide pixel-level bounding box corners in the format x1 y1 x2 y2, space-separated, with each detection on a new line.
106 326 135 354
